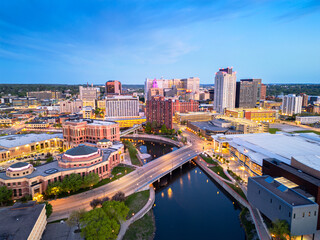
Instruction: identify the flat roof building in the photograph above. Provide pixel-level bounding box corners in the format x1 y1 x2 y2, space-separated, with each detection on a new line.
0 202 46 240
248 175 318 237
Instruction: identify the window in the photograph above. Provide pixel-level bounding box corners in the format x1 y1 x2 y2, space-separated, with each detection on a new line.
7 183 10 186
303 212 305 217
270 199 272 203
13 183 16 186
279 205 281 210
289 212 291 217
258 190 260 194
309 212 311 217
18 182 21 185
315 211 317 216
293 213 296 219
18 189 22 196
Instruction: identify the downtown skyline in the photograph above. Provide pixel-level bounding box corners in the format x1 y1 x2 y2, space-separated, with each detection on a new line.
0 0 320 85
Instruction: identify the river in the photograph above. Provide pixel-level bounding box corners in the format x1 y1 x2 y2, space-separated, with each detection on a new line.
152 163 246 240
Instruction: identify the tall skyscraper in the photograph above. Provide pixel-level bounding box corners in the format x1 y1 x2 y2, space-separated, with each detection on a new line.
282 94 303 115
235 79 261 108
299 93 309 107
106 80 122 95
214 68 237 113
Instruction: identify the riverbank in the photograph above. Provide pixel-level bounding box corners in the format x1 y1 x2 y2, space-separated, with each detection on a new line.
196 157 270 240
117 186 155 240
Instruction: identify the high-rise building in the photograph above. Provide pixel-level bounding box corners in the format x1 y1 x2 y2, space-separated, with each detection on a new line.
299 93 309 107
282 94 303 115
213 67 237 113
235 79 261 108
144 77 199 101
260 84 267 100
106 80 122 95
105 96 139 118
146 96 174 129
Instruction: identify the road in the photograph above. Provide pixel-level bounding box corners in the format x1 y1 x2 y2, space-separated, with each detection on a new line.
49 134 203 221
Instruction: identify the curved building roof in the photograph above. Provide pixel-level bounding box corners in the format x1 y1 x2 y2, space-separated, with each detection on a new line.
65 144 98 156
9 162 29 168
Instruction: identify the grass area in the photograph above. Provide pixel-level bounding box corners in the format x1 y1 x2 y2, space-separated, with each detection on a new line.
292 130 320 135
125 190 150 219
227 182 247 201
209 164 231 181
227 169 243 182
123 141 141 166
268 128 280 134
123 210 155 240
239 208 258 240
200 154 216 165
93 165 135 189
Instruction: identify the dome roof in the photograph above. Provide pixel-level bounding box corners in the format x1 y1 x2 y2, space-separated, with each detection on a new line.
9 162 29 169
7 162 32 172
65 144 98 156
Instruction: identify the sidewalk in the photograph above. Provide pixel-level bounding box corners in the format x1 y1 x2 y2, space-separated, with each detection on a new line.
117 186 155 240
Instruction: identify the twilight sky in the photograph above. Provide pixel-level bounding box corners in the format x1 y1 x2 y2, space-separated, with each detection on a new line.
0 0 320 85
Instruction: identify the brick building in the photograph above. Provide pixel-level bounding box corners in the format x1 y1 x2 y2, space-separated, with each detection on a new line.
146 96 174 129
62 119 120 148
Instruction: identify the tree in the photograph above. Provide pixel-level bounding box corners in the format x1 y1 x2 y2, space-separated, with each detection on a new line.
269 219 290 240
44 201 53 218
80 208 120 240
90 198 102 209
151 121 157 130
67 209 86 231
46 181 62 198
160 124 167 135
101 196 110 204
145 122 152 133
102 201 129 222
83 173 100 188
0 186 12 206
62 173 82 193
177 129 182 135
111 191 126 202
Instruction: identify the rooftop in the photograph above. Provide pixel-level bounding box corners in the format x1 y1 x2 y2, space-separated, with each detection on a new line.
252 176 315 206
8 162 29 169
0 202 45 240
0 133 63 149
215 133 320 166
64 144 98 156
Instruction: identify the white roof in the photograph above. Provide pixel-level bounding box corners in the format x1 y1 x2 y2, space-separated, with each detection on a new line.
0 133 63 149
293 155 320 172
217 133 320 166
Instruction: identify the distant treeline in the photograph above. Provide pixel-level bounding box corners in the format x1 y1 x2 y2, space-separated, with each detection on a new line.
0 84 80 97
266 84 320 96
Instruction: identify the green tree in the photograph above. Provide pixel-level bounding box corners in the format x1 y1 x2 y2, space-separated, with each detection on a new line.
46 181 63 198
83 173 100 188
111 191 126 202
62 173 83 193
80 208 120 240
269 219 290 240
67 209 86 231
177 129 182 135
102 201 129 222
151 121 157 130
44 201 53 218
160 124 167 135
0 186 12 206
145 122 152 133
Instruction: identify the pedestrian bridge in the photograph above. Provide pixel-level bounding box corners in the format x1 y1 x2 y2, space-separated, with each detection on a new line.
120 124 143 137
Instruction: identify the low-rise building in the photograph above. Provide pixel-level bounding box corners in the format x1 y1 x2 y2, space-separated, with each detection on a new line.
216 116 268 133
225 108 277 123
0 133 63 162
248 175 318 237
296 116 320 125
60 99 83 114
175 112 214 124
25 121 49 129
0 202 46 240
0 142 123 199
62 119 120 148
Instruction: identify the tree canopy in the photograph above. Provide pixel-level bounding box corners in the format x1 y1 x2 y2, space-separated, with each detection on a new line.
269 219 290 240
0 186 12 206
67 209 86 230
83 173 100 188
62 173 83 193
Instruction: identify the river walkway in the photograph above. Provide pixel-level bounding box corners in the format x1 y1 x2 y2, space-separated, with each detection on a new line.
117 186 155 240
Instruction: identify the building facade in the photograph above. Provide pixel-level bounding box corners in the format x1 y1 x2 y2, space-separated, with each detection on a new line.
260 84 267 100
235 79 261 108
173 99 199 113
60 99 83 113
106 80 122 95
296 116 320 125
27 91 62 100
225 108 277 123
282 94 303 115
79 86 99 101
0 142 123 199
214 68 237 113
146 96 173 129
248 176 318 237
105 96 139 118
62 119 120 147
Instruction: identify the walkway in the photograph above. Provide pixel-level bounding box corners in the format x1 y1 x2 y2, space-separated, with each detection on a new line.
117 186 155 240
121 134 183 147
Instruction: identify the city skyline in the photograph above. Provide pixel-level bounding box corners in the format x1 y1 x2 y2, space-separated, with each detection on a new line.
1 1 320 84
